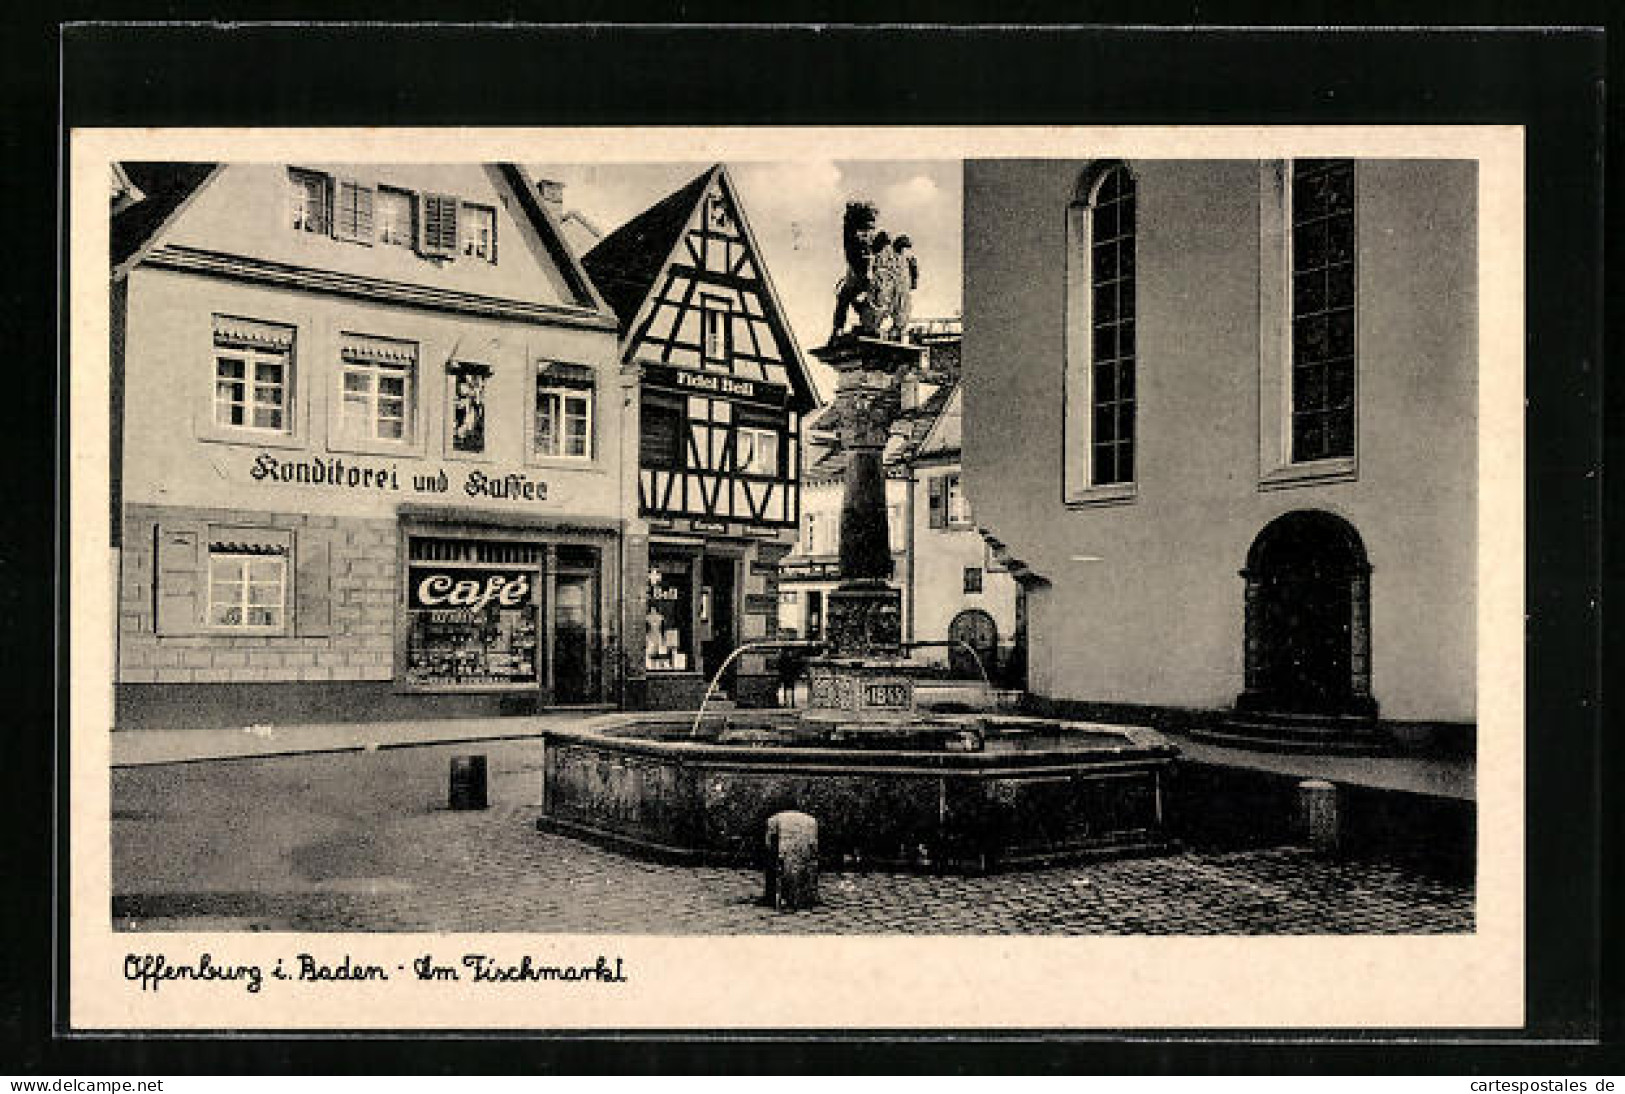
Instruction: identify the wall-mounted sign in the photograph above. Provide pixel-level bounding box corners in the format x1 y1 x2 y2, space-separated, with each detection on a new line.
781 559 842 580
690 519 729 535
247 453 547 502
643 363 788 408
409 569 534 611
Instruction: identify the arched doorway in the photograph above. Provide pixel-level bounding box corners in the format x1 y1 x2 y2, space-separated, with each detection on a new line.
1237 511 1376 718
948 609 998 681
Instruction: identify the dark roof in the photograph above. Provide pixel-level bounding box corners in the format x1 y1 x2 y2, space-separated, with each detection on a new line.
111 162 218 271
581 167 714 328
803 381 955 483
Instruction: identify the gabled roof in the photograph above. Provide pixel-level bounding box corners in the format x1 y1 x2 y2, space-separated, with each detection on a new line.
110 162 220 274
803 380 955 484
497 163 612 315
109 162 611 320
915 383 962 460
581 168 714 329
582 164 820 411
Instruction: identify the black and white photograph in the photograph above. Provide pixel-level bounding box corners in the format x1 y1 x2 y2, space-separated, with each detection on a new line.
69 123 1525 1031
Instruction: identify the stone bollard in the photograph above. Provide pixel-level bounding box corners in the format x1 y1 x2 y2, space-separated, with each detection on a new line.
449 755 489 811
764 811 819 911
1297 778 1339 853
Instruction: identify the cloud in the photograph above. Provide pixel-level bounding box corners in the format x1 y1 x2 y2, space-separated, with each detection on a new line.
883 174 942 212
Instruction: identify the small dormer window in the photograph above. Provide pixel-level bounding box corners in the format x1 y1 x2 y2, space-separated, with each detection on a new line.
460 204 497 262
288 169 330 234
377 188 414 247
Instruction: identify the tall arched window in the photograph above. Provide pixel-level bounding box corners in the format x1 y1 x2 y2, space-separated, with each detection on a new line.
1064 161 1137 503
1289 159 1356 463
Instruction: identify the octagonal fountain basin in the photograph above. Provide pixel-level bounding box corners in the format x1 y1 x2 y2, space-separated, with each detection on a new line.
537 713 1180 874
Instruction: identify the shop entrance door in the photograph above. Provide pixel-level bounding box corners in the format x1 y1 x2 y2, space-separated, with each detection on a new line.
553 570 599 705
701 556 738 696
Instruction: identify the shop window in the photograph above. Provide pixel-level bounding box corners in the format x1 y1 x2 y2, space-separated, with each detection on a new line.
736 425 779 476
339 335 417 445
288 168 330 234
405 539 542 687
332 179 374 244
212 316 295 435
207 546 287 631
947 475 972 527
377 187 415 247
534 362 595 461
646 553 696 672
460 203 497 262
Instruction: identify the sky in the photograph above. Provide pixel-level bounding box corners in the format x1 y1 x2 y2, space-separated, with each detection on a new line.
531 160 963 400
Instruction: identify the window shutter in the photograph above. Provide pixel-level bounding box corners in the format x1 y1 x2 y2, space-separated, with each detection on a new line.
332 179 375 242
154 522 207 636
419 194 459 256
294 528 333 637
928 475 947 529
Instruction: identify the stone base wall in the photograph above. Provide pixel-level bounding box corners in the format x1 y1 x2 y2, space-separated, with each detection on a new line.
118 504 396 687
114 681 561 731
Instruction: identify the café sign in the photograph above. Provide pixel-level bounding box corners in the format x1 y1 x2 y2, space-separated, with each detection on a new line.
409 569 533 612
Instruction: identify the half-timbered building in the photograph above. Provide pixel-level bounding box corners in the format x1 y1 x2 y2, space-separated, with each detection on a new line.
583 165 820 708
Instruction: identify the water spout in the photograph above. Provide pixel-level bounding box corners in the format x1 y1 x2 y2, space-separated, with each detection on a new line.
902 639 995 691
690 639 826 738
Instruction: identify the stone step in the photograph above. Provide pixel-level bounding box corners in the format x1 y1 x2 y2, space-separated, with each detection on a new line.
1218 716 1378 742
1191 722 1391 757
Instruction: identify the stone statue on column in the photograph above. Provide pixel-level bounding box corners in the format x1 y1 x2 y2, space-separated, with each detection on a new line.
831 202 917 341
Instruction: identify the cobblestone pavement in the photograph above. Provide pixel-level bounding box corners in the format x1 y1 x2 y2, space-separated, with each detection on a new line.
112 741 1473 935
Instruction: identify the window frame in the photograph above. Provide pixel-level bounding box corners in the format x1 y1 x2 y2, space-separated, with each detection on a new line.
459 202 498 263
341 358 414 444
198 316 305 450
700 295 732 365
288 168 331 235
734 424 781 478
213 343 291 435
329 334 423 458
1257 159 1361 490
206 549 289 634
376 185 416 248
529 363 597 465
1063 160 1139 507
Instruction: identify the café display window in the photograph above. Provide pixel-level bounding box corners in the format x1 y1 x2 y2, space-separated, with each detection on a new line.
405 538 542 688
645 552 696 672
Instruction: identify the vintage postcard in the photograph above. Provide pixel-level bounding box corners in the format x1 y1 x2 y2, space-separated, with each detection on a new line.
69 124 1523 1031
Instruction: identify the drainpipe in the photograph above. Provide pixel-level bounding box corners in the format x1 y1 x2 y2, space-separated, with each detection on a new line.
904 466 917 647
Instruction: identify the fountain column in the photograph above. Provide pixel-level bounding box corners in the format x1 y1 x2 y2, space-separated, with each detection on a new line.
804 334 925 724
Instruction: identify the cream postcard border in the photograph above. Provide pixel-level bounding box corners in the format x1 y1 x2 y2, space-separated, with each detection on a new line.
69 125 1524 1031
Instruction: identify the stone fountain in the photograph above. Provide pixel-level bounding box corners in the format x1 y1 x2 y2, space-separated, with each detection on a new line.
536 199 1179 873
